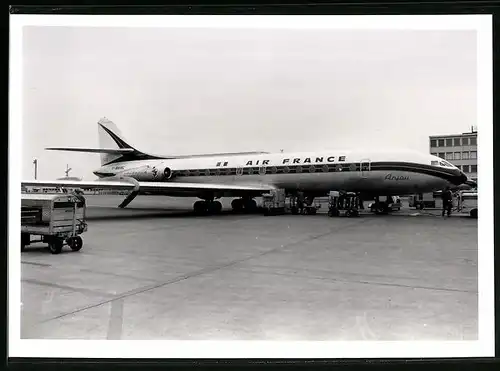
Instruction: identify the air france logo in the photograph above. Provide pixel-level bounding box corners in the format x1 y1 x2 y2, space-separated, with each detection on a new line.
215 156 346 167
385 173 410 181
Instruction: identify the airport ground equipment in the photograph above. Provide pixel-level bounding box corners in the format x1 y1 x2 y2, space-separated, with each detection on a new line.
21 192 88 254
262 189 286 215
289 195 321 215
328 191 360 217
368 196 402 213
456 190 478 218
409 192 443 209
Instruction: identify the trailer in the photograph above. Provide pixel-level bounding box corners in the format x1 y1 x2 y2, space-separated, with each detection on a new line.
328 191 360 217
456 190 478 218
261 189 286 216
21 192 88 254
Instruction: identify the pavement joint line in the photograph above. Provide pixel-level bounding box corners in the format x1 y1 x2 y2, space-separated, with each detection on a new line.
77 268 165 284
21 261 52 267
239 263 478 284
233 268 479 294
21 278 116 298
36 218 375 324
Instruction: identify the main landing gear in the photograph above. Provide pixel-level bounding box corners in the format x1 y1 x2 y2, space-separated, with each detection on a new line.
193 200 223 215
231 198 258 214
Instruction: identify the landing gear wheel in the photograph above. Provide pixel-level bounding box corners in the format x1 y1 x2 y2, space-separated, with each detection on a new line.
208 201 223 214
243 199 257 213
231 199 244 213
193 200 207 214
68 236 83 252
48 238 63 254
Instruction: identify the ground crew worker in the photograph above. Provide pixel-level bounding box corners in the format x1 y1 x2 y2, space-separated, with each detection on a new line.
441 186 453 217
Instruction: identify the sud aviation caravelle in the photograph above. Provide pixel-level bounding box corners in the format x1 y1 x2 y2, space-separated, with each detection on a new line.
22 118 474 214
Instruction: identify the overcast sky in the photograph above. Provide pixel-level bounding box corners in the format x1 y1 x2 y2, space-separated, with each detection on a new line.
21 26 477 180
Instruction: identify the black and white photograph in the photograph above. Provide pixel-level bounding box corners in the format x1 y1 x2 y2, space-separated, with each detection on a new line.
9 14 494 359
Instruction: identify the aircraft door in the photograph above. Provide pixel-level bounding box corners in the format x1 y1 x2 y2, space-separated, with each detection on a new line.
360 158 371 178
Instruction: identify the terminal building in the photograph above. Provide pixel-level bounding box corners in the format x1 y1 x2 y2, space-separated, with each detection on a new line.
429 128 478 185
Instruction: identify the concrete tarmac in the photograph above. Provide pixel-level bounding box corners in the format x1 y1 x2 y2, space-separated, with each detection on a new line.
20 195 478 340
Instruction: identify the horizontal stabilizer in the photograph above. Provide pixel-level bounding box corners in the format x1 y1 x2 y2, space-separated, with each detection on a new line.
45 147 135 154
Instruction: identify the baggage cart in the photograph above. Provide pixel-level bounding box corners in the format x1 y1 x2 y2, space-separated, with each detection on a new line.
262 189 286 215
21 192 88 254
328 191 360 217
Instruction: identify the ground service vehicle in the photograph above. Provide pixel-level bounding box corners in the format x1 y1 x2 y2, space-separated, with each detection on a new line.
456 191 478 218
408 192 445 210
21 192 87 254
328 191 360 217
368 195 402 213
262 189 286 215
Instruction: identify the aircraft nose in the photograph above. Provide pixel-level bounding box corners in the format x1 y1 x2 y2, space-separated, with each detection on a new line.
451 169 468 185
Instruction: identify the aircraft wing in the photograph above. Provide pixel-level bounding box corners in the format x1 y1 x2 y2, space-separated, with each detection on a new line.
22 178 275 199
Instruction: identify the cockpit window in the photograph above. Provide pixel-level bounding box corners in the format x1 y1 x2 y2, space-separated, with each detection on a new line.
432 159 455 168
439 160 455 168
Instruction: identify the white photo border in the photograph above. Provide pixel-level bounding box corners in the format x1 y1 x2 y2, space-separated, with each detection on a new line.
8 14 494 359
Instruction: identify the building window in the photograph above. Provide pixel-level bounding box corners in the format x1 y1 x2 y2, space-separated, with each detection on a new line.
454 138 461 146
431 152 437 156
471 165 477 173
453 152 461 160
438 139 445 147
462 151 469 160
470 137 477 146
438 152 445 159
462 137 469 146
430 139 437 147
463 165 470 173
470 151 477 159
445 152 453 160
456 165 462 171
445 138 452 147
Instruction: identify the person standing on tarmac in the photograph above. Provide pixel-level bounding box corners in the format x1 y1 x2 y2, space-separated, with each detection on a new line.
441 186 453 217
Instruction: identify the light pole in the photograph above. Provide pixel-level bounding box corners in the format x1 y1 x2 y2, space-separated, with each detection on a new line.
33 158 37 180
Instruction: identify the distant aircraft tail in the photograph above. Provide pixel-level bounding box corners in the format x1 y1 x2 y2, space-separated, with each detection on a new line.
46 118 162 166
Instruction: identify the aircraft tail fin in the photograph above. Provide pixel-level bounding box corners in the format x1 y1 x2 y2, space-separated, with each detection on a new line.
46 118 162 166
97 118 142 165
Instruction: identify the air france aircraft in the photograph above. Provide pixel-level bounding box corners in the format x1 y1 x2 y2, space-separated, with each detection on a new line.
22 118 472 214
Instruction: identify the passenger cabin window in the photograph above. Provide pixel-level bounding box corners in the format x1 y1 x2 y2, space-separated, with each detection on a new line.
445 139 452 147
454 138 461 146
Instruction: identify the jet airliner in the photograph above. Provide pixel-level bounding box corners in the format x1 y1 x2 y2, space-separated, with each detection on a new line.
22 118 472 214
